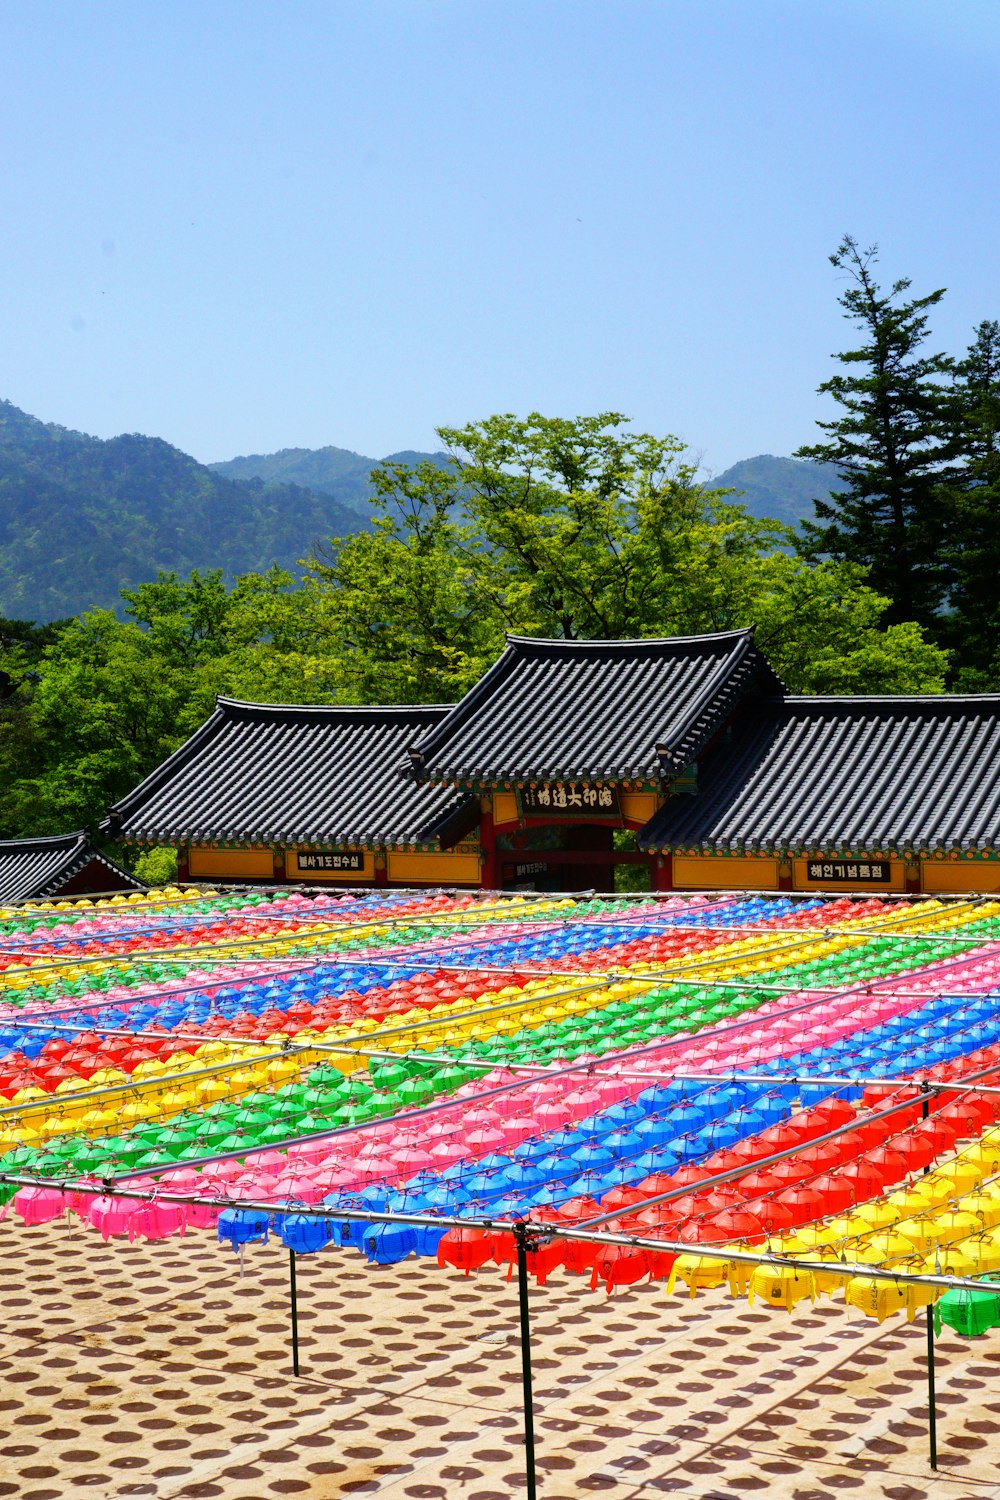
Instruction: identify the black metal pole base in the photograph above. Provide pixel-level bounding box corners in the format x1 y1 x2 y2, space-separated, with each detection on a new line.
290 1247 300 1377
515 1222 538 1500
926 1304 937 1470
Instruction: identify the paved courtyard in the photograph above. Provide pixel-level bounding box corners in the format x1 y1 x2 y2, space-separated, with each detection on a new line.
2 1216 999 1500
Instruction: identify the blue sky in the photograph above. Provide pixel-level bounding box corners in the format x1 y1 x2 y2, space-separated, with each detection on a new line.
1 1 998 474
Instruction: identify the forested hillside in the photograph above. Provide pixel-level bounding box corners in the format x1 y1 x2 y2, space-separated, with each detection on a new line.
210 445 454 510
710 454 841 529
210 443 380 500
0 412 949 847
4 225 997 850
0 401 367 619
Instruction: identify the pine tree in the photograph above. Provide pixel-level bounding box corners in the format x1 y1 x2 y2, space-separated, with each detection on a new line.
940 319 1000 683
797 237 955 630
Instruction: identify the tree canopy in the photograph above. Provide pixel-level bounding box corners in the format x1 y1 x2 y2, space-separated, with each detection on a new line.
308 411 947 702
939 319 1000 685
0 567 333 838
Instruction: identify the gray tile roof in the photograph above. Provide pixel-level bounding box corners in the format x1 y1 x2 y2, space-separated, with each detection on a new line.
408 631 782 785
106 699 475 848
639 695 1000 855
0 832 141 904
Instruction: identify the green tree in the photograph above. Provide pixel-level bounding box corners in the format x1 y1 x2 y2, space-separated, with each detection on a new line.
797 236 955 630
746 557 946 693
939 319 1000 684
0 412 953 849
0 567 338 838
438 412 709 639
308 411 948 699
122 566 338 706
132 845 179 887
304 457 502 703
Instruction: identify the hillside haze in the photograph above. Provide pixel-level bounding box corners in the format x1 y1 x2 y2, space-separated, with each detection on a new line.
0 401 368 620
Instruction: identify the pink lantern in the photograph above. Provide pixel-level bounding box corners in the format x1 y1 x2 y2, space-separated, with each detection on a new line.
270 1172 324 1204
13 1185 67 1226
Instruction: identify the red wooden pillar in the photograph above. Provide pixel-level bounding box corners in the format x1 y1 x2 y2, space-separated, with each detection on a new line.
374 851 388 887
777 859 793 892
480 796 497 891
654 853 673 891
272 848 286 884
176 845 190 883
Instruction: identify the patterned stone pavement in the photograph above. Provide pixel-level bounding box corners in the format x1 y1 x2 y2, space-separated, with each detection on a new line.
2 1216 1000 1500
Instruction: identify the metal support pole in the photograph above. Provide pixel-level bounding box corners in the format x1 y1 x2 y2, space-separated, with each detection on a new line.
921 1080 937 1470
289 1247 300 1377
926 1305 938 1471
514 1221 538 1500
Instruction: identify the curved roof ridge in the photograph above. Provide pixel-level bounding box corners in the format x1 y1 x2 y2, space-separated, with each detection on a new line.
502 628 755 652
104 699 476 847
0 829 88 853
664 633 754 735
104 703 229 825
780 693 1000 708
414 630 778 784
216 696 455 714
641 693 1000 855
0 831 143 903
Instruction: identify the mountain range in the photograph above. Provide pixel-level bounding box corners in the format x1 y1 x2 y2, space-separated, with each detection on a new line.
707 454 842 528
211 444 841 532
0 401 371 621
0 398 840 621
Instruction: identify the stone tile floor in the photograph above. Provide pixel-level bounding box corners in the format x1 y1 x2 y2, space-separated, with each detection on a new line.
1 1216 999 1499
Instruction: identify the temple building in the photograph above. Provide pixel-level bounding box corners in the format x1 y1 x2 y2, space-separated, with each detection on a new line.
103 630 1000 896
104 700 482 888
0 832 143 904
406 631 780 891
639 691 1000 895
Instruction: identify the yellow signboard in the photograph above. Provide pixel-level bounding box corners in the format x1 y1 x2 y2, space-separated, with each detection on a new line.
493 787 660 830
793 858 904 892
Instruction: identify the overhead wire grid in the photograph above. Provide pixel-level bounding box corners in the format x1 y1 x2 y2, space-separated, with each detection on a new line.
5 881 1000 1480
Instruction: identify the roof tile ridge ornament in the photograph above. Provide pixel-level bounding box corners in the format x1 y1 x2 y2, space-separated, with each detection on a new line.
214 696 455 720
781 691 1000 708
406 744 427 783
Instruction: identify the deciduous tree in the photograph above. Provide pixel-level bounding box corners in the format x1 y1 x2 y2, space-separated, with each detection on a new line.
309 411 948 699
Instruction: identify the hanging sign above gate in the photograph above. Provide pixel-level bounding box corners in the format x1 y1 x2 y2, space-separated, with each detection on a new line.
516 783 621 819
